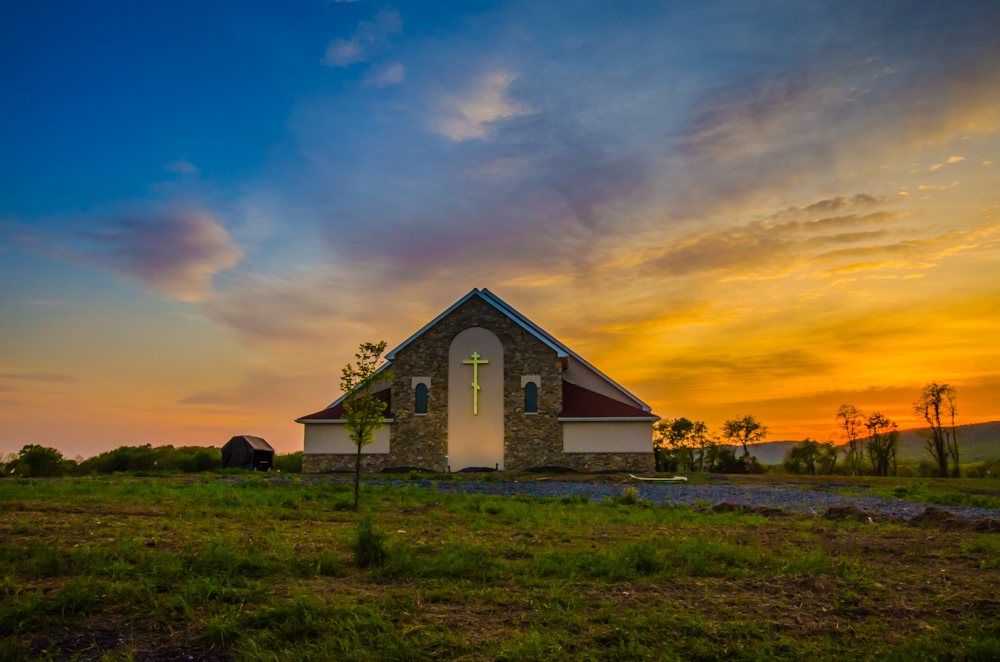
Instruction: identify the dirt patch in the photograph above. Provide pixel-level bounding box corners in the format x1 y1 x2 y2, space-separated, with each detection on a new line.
133 641 234 662
29 621 232 662
712 502 789 517
30 624 125 661
822 505 903 524
823 505 870 522
909 506 1000 532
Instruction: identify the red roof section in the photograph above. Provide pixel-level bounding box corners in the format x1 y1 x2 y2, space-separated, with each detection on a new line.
297 383 654 421
297 388 392 421
560 381 658 419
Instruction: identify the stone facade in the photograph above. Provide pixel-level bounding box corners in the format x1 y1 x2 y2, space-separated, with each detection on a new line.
302 450 655 474
302 453 391 474
389 296 565 472
555 452 655 473
301 292 656 474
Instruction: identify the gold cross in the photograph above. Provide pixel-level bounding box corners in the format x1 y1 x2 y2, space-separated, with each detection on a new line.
462 351 489 415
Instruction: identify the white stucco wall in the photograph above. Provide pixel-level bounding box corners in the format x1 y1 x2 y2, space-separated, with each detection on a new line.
303 423 391 454
448 327 505 470
562 421 654 453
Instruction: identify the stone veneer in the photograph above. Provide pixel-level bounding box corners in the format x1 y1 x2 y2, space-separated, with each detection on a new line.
302 295 655 474
554 452 655 473
302 453 390 473
388 295 564 472
301 450 654 474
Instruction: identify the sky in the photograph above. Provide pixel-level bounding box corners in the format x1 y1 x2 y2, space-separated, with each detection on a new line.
1 0 999 458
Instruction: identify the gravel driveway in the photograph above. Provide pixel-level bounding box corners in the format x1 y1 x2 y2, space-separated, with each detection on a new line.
368 478 1000 521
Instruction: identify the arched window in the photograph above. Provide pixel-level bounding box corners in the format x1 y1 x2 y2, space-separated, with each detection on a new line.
415 383 428 414
524 381 538 414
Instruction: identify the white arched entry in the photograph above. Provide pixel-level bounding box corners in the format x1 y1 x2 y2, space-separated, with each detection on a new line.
448 327 504 471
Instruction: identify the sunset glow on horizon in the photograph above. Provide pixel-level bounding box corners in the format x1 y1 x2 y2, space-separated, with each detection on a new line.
2 1 999 458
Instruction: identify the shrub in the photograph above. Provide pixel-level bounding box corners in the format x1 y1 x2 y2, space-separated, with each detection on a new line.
617 488 641 506
7 445 71 478
965 458 1000 479
75 444 222 474
273 452 303 473
353 514 388 569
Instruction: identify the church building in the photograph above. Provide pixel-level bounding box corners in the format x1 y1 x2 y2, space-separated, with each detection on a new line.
297 288 658 473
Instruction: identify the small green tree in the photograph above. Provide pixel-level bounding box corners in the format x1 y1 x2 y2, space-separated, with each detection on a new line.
341 341 394 511
721 414 768 465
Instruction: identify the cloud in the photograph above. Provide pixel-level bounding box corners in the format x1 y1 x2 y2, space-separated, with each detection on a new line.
164 158 198 174
640 207 905 279
433 72 532 141
363 62 405 88
322 9 402 68
76 211 242 302
946 156 965 164
0 372 79 383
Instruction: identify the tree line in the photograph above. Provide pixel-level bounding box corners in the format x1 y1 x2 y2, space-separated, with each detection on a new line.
0 444 303 478
653 413 770 474
657 383 969 478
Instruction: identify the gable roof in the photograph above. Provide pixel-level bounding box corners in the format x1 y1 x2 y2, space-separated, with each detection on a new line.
385 288 651 412
228 435 274 452
385 288 566 360
296 388 393 423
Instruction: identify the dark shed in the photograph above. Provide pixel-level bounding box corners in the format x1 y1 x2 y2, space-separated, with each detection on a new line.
221 435 275 471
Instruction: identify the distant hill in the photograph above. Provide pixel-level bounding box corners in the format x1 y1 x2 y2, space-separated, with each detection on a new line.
728 441 800 465
728 420 1000 465
895 420 1000 463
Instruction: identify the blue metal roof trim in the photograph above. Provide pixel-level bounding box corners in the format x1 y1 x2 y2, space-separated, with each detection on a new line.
480 288 651 412
318 287 651 416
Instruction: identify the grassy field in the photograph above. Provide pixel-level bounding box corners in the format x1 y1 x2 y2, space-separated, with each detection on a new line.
1 476 999 661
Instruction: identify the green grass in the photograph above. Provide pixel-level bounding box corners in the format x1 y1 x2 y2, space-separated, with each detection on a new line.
0 476 998 660
869 481 1000 509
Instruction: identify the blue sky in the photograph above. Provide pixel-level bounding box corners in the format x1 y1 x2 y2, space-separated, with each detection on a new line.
2 0 999 455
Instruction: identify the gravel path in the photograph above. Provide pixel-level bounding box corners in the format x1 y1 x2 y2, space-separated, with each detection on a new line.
349 478 1000 521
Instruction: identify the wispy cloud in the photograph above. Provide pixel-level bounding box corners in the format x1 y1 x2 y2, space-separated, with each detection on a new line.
76 211 242 302
433 72 532 141
363 61 405 88
0 371 79 383
322 8 402 68
163 158 198 175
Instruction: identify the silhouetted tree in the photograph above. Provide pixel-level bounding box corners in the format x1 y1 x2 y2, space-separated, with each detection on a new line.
783 439 837 476
341 341 394 510
836 404 865 476
864 412 899 477
654 418 711 471
914 383 958 477
721 414 768 467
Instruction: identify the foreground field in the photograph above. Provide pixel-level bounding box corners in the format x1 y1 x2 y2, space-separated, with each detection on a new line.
1 477 999 661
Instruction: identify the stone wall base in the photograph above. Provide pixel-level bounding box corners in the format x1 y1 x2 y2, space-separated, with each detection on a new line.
303 452 655 474
552 453 655 473
303 454 392 473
